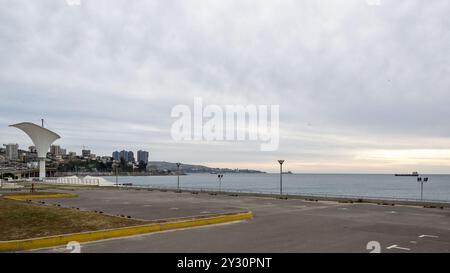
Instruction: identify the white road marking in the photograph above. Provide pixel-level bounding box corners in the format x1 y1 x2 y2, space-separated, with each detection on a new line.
200 211 211 214
51 247 71 253
387 245 411 251
339 208 348 210
143 204 152 207
387 211 397 214
410 241 417 244
366 241 381 253
169 207 179 210
419 235 439 238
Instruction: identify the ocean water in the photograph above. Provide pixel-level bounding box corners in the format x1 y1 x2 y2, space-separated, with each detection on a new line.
102 173 450 202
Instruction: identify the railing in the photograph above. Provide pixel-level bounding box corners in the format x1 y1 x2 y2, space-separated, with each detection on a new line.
121 184 450 205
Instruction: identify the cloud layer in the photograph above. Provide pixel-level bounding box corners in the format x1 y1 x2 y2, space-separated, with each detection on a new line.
1 0 450 173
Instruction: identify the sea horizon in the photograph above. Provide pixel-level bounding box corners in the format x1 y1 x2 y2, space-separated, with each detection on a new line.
103 173 450 202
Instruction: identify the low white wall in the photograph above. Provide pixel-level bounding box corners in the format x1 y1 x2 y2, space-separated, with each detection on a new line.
44 176 113 186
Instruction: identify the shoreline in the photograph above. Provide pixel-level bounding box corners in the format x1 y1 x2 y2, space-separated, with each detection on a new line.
110 185 450 208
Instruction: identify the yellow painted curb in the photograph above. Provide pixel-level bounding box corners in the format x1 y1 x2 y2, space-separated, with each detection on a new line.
0 211 253 252
5 193 78 200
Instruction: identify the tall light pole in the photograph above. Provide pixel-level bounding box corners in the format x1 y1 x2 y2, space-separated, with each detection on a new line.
176 163 181 191
112 163 119 187
418 177 428 200
278 160 285 196
218 173 224 192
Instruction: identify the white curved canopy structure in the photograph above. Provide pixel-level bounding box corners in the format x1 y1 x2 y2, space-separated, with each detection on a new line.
9 122 61 179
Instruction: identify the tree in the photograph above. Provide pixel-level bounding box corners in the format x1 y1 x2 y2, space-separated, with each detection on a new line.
138 161 147 172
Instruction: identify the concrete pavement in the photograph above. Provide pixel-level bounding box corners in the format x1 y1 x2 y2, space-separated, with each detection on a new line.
27 188 450 253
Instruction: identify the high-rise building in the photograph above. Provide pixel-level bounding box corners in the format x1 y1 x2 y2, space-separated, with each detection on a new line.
128 151 135 163
119 150 128 162
112 151 120 161
137 150 149 164
4 143 19 161
50 145 61 156
119 150 135 163
82 149 91 158
60 148 67 156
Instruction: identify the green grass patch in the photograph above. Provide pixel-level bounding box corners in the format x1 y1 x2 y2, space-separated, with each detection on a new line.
4 192 78 200
2 191 66 197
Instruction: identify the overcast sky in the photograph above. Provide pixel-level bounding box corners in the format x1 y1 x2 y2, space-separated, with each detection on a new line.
1 0 450 173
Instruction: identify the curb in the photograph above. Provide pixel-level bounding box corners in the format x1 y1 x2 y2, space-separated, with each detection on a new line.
0 211 253 252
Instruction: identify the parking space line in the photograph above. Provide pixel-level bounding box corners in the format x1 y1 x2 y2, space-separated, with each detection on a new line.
419 235 439 239
386 245 411 251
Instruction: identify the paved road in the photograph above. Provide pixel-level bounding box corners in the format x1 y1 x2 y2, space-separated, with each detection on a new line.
29 188 450 253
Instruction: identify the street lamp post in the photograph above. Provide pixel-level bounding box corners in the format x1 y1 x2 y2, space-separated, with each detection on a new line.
176 163 181 192
113 163 119 187
417 177 429 200
218 173 224 192
278 160 285 196
116 165 119 187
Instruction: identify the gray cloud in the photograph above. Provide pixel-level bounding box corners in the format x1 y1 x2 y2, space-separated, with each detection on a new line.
1 0 450 172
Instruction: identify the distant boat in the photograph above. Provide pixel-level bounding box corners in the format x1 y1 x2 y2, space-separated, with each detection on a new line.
395 172 419 177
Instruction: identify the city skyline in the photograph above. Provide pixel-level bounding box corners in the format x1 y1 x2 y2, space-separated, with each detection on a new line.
1 142 151 161
2 1 450 173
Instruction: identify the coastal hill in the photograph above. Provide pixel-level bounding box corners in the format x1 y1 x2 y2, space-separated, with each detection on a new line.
147 161 264 174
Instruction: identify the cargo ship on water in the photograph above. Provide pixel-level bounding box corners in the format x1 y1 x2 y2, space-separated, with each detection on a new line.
395 171 419 177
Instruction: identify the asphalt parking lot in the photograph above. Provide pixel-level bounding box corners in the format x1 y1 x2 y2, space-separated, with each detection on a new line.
28 188 450 253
